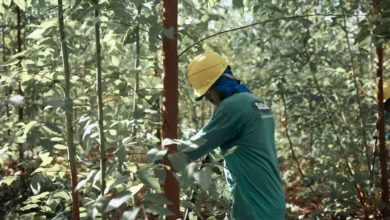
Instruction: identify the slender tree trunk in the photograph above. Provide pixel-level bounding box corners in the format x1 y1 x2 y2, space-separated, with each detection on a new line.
372 0 390 217
57 1 80 219
201 100 205 127
132 5 142 136
375 42 390 218
161 0 180 219
16 5 26 194
133 5 141 110
2 27 10 136
94 2 106 216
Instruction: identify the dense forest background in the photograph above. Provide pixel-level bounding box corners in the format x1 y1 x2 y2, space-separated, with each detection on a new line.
1 0 390 219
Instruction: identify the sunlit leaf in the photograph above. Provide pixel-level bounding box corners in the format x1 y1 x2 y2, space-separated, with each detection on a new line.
4 0 11 6
104 175 129 194
75 169 98 191
27 28 46 39
146 148 167 163
39 152 53 166
120 207 140 220
1 176 18 186
54 144 68 150
42 122 63 135
112 56 120 66
130 183 144 195
105 190 132 213
0 147 9 155
14 0 26 10
20 204 39 211
24 121 38 135
26 192 50 203
55 190 71 201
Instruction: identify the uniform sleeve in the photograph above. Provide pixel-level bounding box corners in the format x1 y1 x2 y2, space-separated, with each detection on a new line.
179 109 239 161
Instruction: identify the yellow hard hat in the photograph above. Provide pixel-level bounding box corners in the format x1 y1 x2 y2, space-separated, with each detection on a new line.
188 52 229 100
376 80 390 102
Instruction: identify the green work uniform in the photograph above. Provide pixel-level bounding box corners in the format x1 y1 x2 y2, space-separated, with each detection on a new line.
180 92 286 220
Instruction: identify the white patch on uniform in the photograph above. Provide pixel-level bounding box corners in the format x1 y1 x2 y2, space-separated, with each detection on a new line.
254 102 270 110
252 100 270 111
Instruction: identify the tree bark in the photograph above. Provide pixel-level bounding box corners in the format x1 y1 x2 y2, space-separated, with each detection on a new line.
161 0 180 219
94 2 106 217
3 27 11 136
16 5 26 194
93 2 108 216
57 1 80 219
373 0 390 217
133 4 141 112
375 43 390 217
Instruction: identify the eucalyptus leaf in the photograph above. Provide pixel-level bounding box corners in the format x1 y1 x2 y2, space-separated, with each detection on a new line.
146 148 167 163
135 171 161 192
43 122 63 135
232 0 244 8
1 176 18 186
105 190 132 213
194 166 212 191
115 146 127 173
154 167 166 182
39 152 53 166
120 207 140 220
20 204 39 211
24 121 38 135
144 192 172 205
146 205 174 216
167 153 189 172
40 138 56 152
14 0 26 10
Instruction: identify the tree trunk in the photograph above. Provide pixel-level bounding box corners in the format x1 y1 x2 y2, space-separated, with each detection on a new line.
132 4 142 136
161 0 180 219
132 5 141 112
16 5 26 195
375 43 390 217
373 0 390 217
94 2 107 216
3 27 10 136
57 1 80 219
201 100 205 127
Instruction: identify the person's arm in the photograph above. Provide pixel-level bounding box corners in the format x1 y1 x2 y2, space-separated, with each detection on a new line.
179 108 240 161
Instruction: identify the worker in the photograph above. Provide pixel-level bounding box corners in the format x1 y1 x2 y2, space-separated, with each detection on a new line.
178 52 286 219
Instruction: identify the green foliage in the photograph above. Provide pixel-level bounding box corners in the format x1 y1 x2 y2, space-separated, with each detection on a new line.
0 0 389 219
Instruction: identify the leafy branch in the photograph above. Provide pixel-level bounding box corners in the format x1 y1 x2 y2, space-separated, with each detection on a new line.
310 63 368 214
280 91 323 204
339 0 370 178
179 14 359 57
